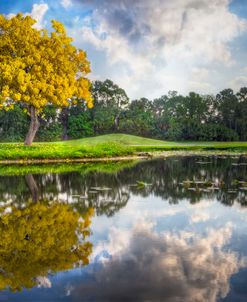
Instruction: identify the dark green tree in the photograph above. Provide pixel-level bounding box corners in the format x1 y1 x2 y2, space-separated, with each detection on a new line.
91 79 129 133
120 98 155 136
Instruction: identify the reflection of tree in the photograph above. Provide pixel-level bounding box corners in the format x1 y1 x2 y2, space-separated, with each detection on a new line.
115 156 247 207
0 156 247 213
0 202 93 291
25 174 39 202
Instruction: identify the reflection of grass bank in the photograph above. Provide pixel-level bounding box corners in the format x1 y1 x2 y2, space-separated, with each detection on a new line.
0 160 138 176
0 134 247 162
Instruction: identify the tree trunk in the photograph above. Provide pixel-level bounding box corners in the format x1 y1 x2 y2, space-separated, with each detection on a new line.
114 113 120 131
24 105 40 146
25 174 39 202
61 107 69 140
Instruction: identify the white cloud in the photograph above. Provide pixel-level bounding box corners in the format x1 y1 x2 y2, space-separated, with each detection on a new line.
229 75 247 90
6 3 49 29
191 68 210 81
30 3 49 29
6 13 16 19
188 81 213 93
61 0 72 9
70 0 247 98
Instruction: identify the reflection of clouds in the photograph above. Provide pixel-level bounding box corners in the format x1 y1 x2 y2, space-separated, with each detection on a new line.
128 207 184 221
36 276 51 288
150 207 183 218
187 200 213 209
65 284 74 297
190 211 210 223
232 203 247 222
75 221 246 302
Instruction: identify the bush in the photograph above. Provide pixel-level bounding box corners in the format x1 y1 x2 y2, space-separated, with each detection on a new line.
37 123 63 142
0 105 29 142
67 113 94 139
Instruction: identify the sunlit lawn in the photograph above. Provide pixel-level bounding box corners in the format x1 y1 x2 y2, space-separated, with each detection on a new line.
0 134 247 160
58 134 247 148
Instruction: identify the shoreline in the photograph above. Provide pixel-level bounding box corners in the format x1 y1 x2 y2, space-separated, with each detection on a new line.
0 155 148 165
0 150 246 165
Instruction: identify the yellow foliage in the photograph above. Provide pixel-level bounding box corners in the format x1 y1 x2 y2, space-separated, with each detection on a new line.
0 14 93 110
0 202 93 291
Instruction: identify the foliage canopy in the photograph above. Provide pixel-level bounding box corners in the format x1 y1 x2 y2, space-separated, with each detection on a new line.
0 14 92 144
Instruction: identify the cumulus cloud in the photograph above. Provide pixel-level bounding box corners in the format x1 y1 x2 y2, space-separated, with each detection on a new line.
187 67 214 92
61 0 72 9
73 221 246 302
69 0 247 98
29 3 49 29
6 3 49 29
229 75 247 90
74 0 246 61
188 81 213 93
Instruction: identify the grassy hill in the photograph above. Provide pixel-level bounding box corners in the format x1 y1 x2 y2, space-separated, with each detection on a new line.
59 133 247 148
1 133 247 162
58 134 170 146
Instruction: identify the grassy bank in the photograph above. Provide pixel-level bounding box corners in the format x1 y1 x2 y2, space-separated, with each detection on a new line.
0 141 133 161
0 160 138 176
0 134 247 162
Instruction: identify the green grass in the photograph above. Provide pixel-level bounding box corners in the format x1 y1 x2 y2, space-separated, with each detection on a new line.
0 160 137 176
0 134 247 161
58 134 247 149
57 134 168 146
0 141 133 161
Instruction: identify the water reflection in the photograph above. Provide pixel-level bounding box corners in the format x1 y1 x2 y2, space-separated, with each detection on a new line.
0 156 247 301
0 201 93 291
73 221 246 302
1 156 247 210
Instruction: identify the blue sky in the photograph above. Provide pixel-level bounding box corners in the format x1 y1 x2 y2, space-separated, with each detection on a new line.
1 0 247 99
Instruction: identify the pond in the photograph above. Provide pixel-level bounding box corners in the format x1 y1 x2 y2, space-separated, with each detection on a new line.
0 156 247 302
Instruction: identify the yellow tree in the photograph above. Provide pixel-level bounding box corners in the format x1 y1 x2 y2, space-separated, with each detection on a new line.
0 14 93 145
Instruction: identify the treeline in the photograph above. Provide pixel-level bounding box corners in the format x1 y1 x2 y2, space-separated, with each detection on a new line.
1 79 247 142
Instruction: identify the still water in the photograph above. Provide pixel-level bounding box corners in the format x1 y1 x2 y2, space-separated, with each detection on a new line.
0 156 247 302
